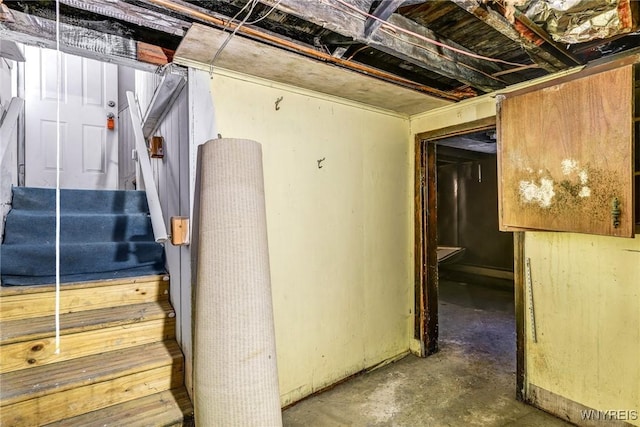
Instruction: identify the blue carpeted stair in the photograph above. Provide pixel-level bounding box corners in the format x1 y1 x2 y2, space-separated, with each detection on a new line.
1 187 166 286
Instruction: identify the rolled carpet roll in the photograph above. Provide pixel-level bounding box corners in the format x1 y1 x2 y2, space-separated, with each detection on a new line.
193 138 282 426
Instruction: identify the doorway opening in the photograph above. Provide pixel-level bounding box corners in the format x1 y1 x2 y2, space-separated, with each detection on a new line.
414 117 526 400
17 44 161 191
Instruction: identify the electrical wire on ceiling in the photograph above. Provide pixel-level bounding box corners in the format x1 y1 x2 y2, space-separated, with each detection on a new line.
331 0 531 69
346 44 369 61
143 0 466 100
209 0 259 75
381 29 508 83
209 0 283 75
246 0 283 25
222 0 256 31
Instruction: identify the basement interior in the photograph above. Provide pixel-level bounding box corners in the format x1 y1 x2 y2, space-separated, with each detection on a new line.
1 1 639 426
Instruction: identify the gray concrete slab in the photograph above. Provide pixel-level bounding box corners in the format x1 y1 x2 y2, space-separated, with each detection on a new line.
282 278 571 427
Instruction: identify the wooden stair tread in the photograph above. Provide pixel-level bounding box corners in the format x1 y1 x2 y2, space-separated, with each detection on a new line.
1 317 175 374
43 388 194 427
1 301 174 344
0 274 169 296
0 341 183 406
0 279 169 321
1 363 184 426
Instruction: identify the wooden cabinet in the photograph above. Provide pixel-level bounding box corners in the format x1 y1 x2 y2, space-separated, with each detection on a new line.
498 65 637 238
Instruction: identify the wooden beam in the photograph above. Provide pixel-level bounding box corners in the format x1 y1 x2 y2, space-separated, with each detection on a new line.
364 0 405 38
262 0 507 92
424 140 439 355
413 135 426 350
450 0 570 72
0 8 164 71
137 41 173 65
58 0 190 37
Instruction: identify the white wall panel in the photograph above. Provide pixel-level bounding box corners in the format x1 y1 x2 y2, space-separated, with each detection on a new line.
135 70 191 396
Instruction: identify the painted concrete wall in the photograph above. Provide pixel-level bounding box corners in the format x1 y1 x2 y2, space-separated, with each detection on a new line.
209 70 413 406
410 90 640 423
525 232 640 425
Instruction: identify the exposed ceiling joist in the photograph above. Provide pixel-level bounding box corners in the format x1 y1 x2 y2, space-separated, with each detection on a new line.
59 0 190 37
506 6 583 67
2 0 636 111
450 0 570 72
261 0 507 92
143 0 467 100
364 0 405 38
0 6 165 72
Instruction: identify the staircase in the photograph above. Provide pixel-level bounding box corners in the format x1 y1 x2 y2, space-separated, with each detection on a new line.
0 188 193 425
1 187 166 286
0 274 193 426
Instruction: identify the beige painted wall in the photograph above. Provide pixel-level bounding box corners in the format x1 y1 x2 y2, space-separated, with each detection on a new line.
210 70 413 406
410 87 640 424
410 94 497 134
525 232 640 424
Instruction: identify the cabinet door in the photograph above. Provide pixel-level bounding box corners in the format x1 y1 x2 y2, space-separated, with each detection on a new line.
498 65 634 237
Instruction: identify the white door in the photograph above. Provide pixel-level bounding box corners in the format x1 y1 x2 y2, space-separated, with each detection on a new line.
25 46 118 189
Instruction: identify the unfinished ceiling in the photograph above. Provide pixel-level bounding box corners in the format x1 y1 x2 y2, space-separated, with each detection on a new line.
1 0 639 113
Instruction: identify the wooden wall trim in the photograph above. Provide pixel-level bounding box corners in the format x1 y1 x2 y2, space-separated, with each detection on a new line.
528 383 637 426
514 231 525 401
413 116 499 357
413 136 426 349
424 142 439 355
414 116 496 143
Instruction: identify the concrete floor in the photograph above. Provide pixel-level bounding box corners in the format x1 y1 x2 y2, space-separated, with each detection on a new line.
282 276 570 426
